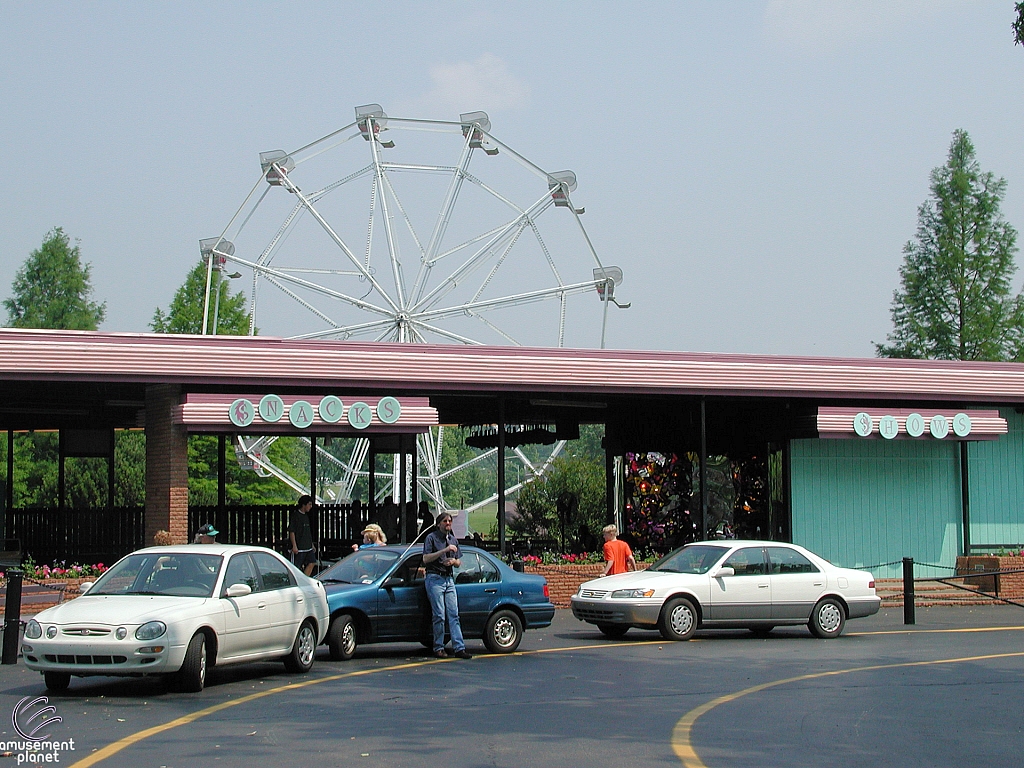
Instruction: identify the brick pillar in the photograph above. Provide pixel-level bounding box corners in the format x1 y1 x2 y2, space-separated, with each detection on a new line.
145 385 189 545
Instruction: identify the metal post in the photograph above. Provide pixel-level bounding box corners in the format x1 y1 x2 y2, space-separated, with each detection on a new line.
903 557 915 625
960 442 971 555
5 429 13 539
605 442 615 525
107 428 116 512
700 398 708 541
368 441 376 523
497 399 506 558
2 568 23 664
399 438 408 544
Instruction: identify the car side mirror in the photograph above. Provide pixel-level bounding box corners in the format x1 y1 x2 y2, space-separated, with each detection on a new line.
713 567 735 578
79 581 93 594
382 576 406 589
225 583 252 598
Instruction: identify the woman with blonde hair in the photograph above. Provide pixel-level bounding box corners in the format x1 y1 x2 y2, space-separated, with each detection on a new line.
352 523 387 551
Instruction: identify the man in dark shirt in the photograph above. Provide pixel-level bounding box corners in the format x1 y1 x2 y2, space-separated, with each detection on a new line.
422 512 471 659
289 495 317 576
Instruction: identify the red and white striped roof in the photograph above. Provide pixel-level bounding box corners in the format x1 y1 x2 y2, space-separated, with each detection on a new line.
3 328 1024 403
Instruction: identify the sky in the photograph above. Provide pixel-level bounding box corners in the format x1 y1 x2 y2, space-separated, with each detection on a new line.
3 1 1024 358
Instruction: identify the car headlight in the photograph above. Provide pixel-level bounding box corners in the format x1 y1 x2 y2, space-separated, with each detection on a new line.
135 621 166 641
610 588 656 599
25 620 41 639
115 627 127 640
46 626 57 639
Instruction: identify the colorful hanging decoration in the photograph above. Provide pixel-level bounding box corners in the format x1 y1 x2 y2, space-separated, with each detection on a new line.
623 452 694 552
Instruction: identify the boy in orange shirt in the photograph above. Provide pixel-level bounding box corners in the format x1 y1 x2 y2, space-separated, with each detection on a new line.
602 524 636 575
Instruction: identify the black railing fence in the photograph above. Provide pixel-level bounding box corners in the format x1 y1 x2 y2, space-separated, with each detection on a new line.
4 502 372 566
4 507 145 566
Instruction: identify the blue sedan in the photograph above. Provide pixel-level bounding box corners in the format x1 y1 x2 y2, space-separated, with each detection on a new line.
317 545 554 659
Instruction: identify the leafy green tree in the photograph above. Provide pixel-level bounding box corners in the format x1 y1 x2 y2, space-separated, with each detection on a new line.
4 227 106 329
151 258 252 335
876 130 1024 361
1014 2 1024 46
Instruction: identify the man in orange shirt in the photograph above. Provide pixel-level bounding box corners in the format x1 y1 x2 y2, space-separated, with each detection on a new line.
602 524 636 576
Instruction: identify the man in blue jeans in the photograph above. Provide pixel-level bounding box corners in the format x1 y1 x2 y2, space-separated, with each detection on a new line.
422 512 471 659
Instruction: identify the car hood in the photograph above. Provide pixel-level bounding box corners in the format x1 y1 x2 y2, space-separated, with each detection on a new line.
579 569 703 591
32 595 213 625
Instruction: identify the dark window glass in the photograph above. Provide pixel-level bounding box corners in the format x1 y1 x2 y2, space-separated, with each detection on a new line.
252 551 296 590
224 554 259 594
767 547 819 574
723 547 767 576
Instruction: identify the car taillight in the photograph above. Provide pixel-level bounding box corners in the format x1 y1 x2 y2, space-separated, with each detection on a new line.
868 580 875 589
543 584 550 598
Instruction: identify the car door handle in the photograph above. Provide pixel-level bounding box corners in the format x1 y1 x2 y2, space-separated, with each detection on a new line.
258 602 267 610
296 597 303 603
758 584 769 588
484 588 497 593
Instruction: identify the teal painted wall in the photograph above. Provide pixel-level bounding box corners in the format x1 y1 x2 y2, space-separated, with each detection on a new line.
790 439 961 578
967 408 1024 548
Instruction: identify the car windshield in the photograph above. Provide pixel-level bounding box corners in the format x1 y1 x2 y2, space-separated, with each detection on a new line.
319 550 400 585
650 545 728 574
88 553 223 598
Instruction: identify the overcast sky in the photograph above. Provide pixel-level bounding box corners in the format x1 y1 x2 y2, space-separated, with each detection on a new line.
3 1 1023 357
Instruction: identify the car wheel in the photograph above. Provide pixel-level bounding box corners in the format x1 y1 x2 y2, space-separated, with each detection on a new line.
809 597 846 639
328 615 357 661
175 632 207 692
483 610 523 653
597 623 630 639
44 672 71 692
749 625 775 637
658 597 697 641
284 621 317 673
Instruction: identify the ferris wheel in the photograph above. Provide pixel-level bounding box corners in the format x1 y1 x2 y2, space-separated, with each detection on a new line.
202 104 628 512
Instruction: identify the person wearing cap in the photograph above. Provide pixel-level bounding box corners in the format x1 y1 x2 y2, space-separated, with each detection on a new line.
351 523 387 551
289 495 318 576
193 524 218 544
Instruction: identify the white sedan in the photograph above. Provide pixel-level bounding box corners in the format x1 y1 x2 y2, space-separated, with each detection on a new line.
571 540 880 640
23 544 329 692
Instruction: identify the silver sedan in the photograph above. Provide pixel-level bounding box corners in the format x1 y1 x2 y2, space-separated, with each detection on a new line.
571 540 879 640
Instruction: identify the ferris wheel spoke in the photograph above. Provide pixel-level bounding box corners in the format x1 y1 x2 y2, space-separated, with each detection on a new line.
275 165 401 313
528 219 565 285
415 279 604 323
467 311 522 346
234 254 393 317
305 164 374 204
289 120 360 164
290 315 398 341
367 121 407 309
409 319 486 345
470 224 526 304
260 274 342 330
378 169 427 260
412 132 475 304
412 199 546 314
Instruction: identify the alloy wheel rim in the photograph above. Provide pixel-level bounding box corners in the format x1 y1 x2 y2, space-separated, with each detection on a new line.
342 623 356 655
493 618 515 647
198 642 207 684
298 627 316 666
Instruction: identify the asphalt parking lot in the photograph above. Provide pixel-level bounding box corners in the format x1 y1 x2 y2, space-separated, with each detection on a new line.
1 606 1022 768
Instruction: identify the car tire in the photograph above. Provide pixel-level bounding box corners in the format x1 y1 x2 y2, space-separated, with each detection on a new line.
284 620 317 673
483 609 523 653
175 632 207 692
808 597 846 639
328 614 357 661
44 672 71 692
658 596 698 641
597 623 630 639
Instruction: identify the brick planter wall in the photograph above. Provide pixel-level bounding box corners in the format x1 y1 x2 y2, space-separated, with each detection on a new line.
956 556 1024 598
525 563 650 608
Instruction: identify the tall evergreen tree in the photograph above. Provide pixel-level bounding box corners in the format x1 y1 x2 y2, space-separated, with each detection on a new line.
4 227 106 329
151 258 252 335
877 130 1024 361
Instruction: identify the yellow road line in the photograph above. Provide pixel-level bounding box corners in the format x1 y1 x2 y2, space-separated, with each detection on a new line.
852 625 1024 636
67 639 662 768
671 650 1024 768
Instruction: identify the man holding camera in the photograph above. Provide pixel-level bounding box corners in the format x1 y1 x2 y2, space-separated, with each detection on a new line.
422 512 471 659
